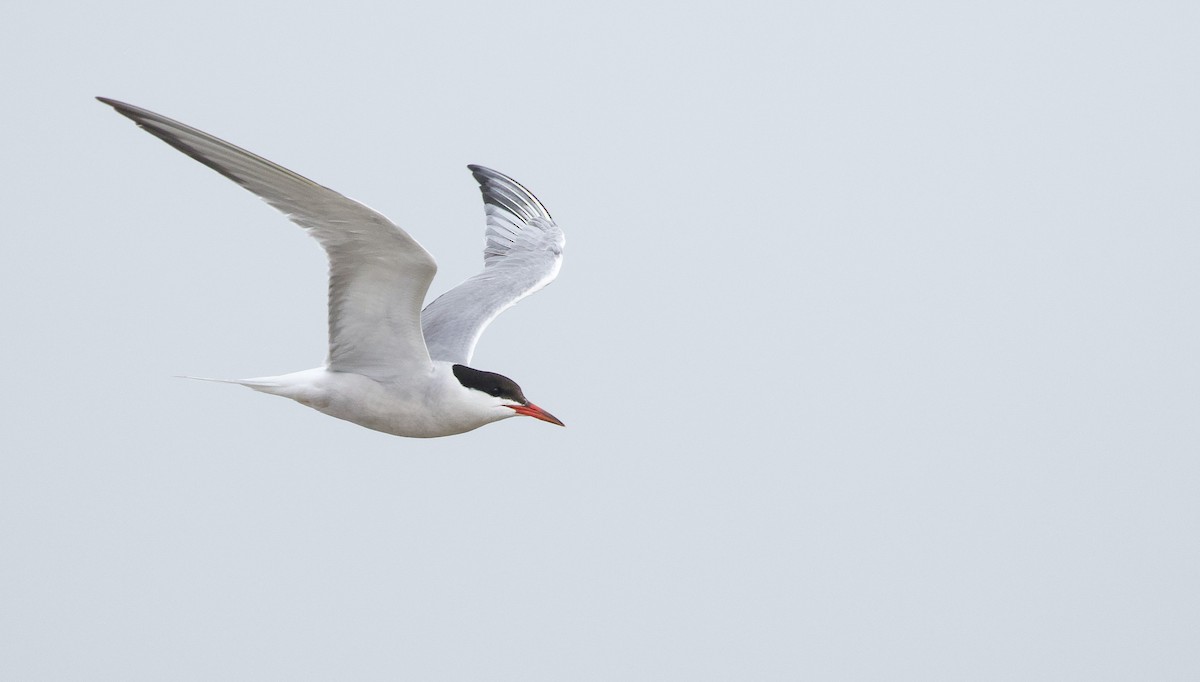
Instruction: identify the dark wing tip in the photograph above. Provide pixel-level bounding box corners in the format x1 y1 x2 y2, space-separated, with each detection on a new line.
466 164 517 187
466 164 509 189
466 164 553 222
96 97 255 187
96 97 184 137
96 97 146 121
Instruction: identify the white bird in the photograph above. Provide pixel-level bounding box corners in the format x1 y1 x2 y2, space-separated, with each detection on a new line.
99 97 565 438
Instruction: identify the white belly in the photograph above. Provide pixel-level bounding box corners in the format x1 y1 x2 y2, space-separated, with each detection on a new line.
245 366 508 438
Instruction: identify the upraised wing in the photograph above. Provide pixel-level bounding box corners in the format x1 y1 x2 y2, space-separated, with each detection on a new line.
421 165 564 364
98 97 438 382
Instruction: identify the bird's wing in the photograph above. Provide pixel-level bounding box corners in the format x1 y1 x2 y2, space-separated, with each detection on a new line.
421 165 564 364
99 98 437 382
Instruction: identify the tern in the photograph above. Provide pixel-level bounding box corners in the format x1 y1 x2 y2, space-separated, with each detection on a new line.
99 97 565 438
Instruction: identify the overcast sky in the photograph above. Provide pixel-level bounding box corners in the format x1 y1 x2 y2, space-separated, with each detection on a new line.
2 1 1198 680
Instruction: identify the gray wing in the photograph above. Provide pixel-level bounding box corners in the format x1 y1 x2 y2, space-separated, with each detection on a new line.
99 97 437 382
421 165 564 364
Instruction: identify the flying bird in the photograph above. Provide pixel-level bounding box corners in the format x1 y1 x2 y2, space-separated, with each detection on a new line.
99 97 565 438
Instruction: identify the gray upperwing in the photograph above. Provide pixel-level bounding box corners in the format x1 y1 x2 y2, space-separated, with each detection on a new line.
99 97 438 382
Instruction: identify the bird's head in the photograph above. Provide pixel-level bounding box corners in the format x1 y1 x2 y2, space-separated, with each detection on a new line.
452 364 564 427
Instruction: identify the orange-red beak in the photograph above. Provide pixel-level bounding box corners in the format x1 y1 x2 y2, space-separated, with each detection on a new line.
510 402 565 427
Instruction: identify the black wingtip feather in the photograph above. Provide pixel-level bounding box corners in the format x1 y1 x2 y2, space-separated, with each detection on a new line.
466 164 553 221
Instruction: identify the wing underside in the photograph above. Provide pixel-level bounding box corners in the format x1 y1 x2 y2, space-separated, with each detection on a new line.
421 165 564 364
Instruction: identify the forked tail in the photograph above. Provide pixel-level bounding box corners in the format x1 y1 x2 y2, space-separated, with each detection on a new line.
175 375 285 394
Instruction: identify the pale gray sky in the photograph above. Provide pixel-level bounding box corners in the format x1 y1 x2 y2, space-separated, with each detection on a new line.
2 1 1198 680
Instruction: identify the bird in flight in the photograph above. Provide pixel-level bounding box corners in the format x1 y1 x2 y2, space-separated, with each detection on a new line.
99 97 565 438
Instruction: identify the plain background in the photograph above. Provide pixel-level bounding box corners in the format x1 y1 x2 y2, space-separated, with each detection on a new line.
2 1 1197 680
